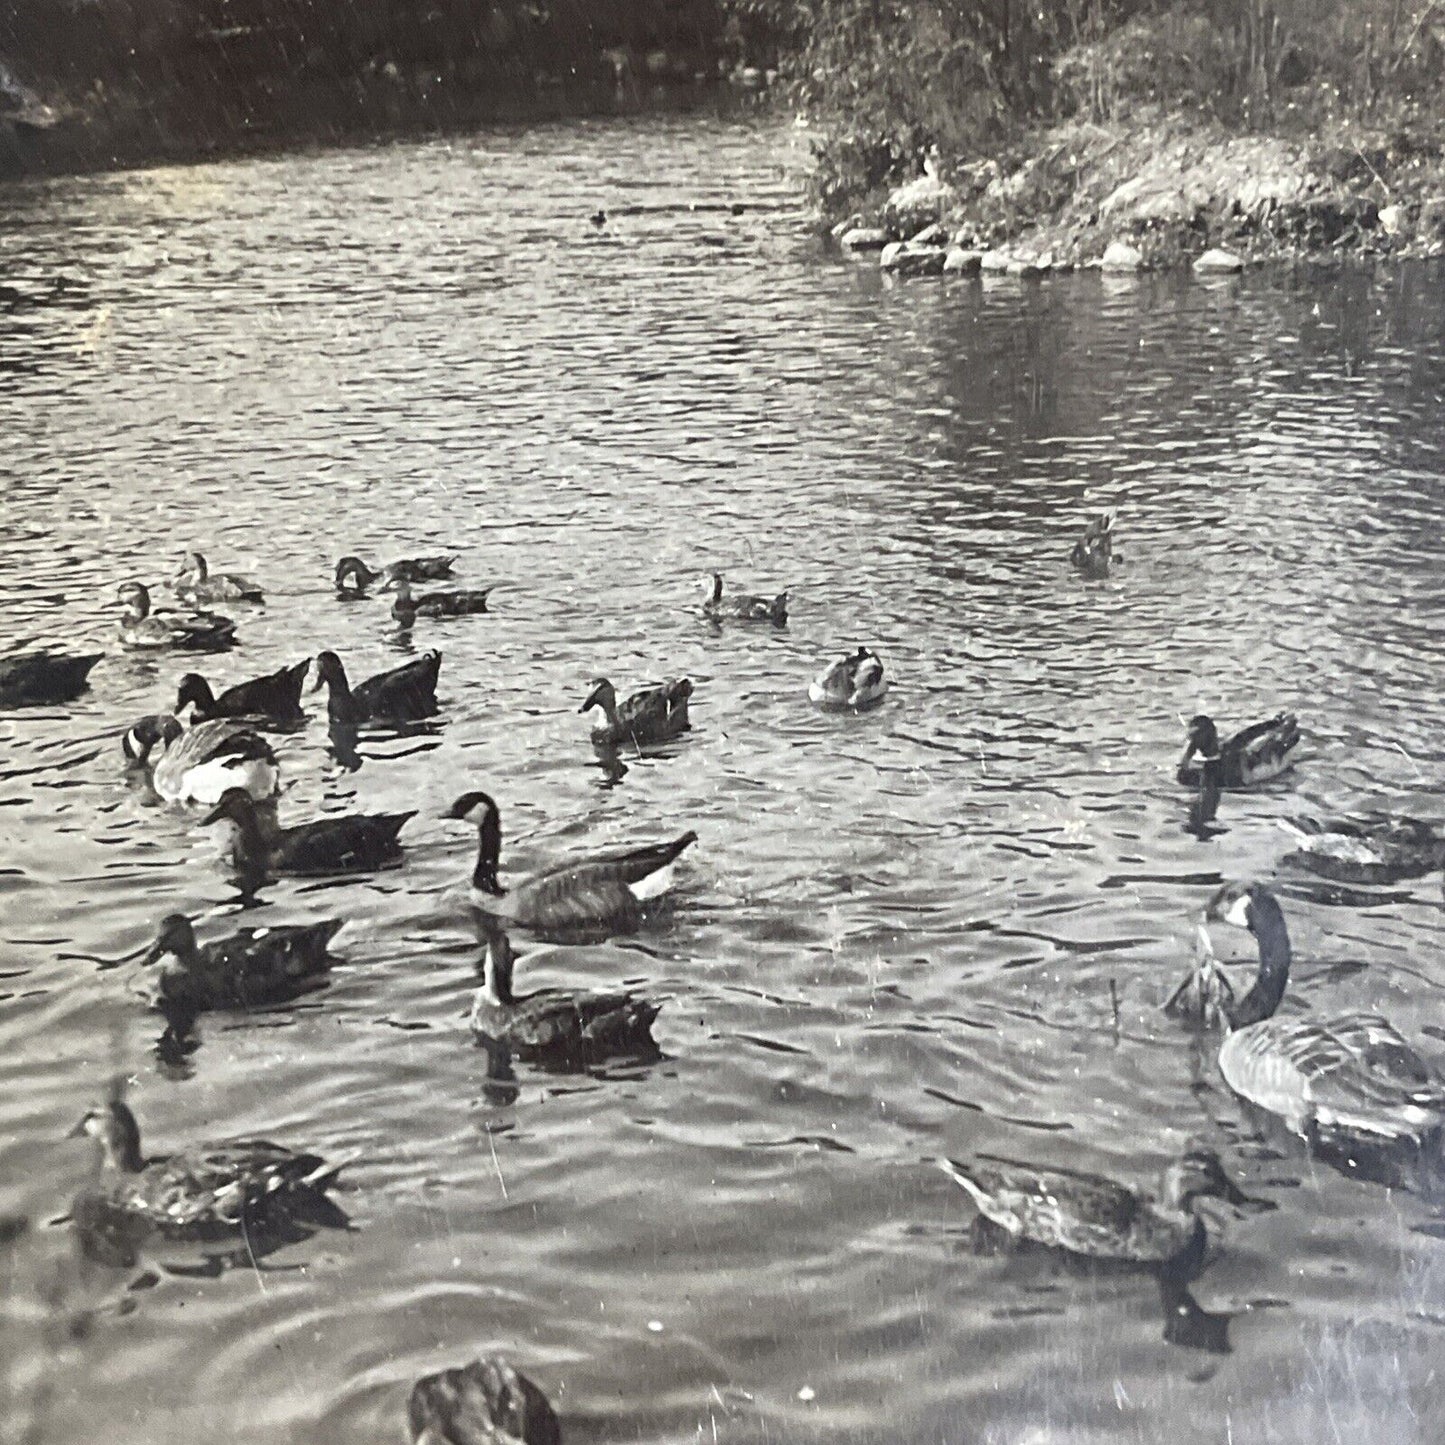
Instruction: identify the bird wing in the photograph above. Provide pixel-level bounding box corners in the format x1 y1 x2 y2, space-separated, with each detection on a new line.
1222 1013 1445 1138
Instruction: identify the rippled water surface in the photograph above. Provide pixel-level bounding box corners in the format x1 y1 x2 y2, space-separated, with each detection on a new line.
4 115 1445 1443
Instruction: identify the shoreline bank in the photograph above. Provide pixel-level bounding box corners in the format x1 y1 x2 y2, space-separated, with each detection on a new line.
829 111 1445 276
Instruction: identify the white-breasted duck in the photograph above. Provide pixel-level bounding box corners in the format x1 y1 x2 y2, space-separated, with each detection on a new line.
117 583 236 652
580 676 692 749
132 912 342 1013
388 578 494 624
201 786 414 878
1167 881 1445 1153
0 651 102 707
445 791 697 933
808 647 887 710
469 931 661 1068
408 1355 560 1445
70 1093 349 1236
176 660 309 724
172 551 264 604
334 554 456 594
701 572 788 624
312 648 441 724
1278 813 1445 886
123 714 279 804
937 1144 1258 1269
1070 512 1115 579
1176 712 1300 789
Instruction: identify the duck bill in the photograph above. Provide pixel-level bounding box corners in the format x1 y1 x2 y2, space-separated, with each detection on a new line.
66 1116 91 1138
579 688 601 714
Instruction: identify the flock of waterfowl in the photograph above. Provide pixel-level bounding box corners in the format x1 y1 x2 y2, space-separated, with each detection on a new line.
6 519 1445 1438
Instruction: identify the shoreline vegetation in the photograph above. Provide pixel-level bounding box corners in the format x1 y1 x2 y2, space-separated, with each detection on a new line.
4 2 1445 270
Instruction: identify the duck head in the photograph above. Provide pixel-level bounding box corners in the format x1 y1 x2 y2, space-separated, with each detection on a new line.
122 713 183 763
579 678 617 716
139 913 199 967
198 787 259 831
116 582 152 620
1160 1146 1262 1213
1179 714 1221 768
334 556 377 592
446 791 502 895
175 552 208 584
312 650 346 692
174 672 214 717
69 1097 143 1172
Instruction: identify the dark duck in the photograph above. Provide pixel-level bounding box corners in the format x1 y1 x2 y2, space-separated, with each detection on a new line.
1070 512 1115 579
0 651 102 707
201 786 414 879
334 554 456 594
701 571 788 624
579 676 692 749
469 931 661 1069
408 1355 560 1445
129 912 342 1013
312 648 441 724
175 660 309 724
388 577 495 624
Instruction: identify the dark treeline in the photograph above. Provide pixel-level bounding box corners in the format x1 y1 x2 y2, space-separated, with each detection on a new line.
730 1 1445 209
1 1 780 172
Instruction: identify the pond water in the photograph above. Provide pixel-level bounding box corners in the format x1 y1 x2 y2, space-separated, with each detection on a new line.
3 114 1445 1444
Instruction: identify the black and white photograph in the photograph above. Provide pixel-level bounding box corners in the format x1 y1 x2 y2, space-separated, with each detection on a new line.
4 2 1445 1440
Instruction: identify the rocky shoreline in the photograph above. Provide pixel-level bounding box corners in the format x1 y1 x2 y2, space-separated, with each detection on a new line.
830 112 1445 276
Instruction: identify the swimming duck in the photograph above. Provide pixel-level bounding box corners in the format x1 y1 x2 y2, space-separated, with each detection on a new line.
134 912 342 1013
1070 513 1114 579
808 648 887 710
1167 882 1445 1152
334 555 456 594
936 1144 1255 1268
1278 813 1445 886
201 786 415 878
469 931 661 1067
0 651 103 707
69 1094 347 1236
388 578 494 624
175 660 309 724
445 791 697 933
408 1355 560 1445
1176 712 1300 788
123 714 280 804
701 572 789 624
172 552 264 604
312 649 441 724
579 676 692 748
117 583 236 652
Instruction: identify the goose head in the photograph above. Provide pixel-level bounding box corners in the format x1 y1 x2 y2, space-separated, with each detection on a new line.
122 713 183 763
